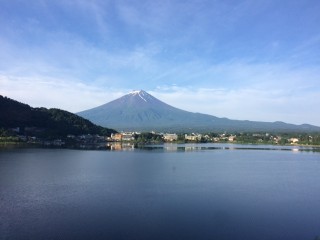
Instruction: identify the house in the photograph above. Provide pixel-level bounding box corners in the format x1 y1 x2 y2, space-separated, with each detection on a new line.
273 136 281 144
111 133 122 142
122 132 135 141
163 133 178 142
228 135 236 142
185 133 202 141
289 138 299 144
213 137 220 142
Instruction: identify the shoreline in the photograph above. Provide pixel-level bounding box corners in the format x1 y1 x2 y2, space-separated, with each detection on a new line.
1 141 320 150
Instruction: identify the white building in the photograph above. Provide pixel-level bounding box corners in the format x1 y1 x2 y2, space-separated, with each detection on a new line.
163 133 178 142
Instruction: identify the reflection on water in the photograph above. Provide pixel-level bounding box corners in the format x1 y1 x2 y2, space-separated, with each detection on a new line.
106 142 135 151
1 142 319 153
1 147 320 240
138 143 320 153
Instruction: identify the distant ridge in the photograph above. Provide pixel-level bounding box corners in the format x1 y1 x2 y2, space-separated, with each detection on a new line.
77 90 320 133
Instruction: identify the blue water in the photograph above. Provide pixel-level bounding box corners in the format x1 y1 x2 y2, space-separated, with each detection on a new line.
1 144 320 240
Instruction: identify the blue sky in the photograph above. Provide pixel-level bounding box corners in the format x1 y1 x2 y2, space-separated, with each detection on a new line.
1 0 320 125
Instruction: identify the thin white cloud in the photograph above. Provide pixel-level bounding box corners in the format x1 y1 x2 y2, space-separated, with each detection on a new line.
0 75 125 112
151 86 320 126
1 0 319 126
1 64 319 126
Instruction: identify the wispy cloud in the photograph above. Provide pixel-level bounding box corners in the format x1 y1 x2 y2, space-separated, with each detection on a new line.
151 86 320 126
0 75 125 112
1 0 320 125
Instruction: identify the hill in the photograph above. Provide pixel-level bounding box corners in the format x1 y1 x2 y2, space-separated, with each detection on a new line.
77 90 320 133
0 95 116 138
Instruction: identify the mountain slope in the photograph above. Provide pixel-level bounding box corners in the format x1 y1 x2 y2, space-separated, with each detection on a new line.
77 90 320 133
0 95 117 137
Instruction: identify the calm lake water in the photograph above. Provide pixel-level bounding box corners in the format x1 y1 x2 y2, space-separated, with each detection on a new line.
1 143 320 240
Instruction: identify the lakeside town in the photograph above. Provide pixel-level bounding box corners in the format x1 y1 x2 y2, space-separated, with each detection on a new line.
2 94 320 149
1 128 320 149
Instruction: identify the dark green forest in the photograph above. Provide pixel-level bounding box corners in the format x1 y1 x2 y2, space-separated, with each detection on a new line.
0 95 116 138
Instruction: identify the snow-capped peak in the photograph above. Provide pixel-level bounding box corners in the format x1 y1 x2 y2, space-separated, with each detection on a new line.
129 90 142 95
129 90 147 102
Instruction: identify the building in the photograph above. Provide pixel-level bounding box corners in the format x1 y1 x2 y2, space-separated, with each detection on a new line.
289 138 299 144
163 133 178 142
111 133 122 142
122 132 135 141
185 133 202 141
228 135 236 142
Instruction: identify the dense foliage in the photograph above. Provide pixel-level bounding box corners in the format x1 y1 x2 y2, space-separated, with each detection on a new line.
0 95 116 138
134 132 163 143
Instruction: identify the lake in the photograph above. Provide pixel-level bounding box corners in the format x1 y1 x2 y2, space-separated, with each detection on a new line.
1 143 320 240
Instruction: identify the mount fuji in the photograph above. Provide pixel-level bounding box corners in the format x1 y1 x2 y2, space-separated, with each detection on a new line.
77 90 320 132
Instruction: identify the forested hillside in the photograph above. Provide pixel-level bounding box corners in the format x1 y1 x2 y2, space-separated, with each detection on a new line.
0 95 116 138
